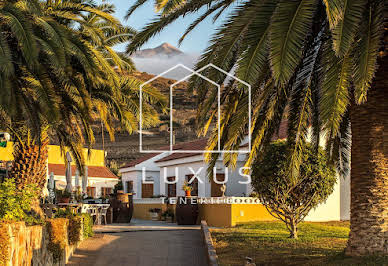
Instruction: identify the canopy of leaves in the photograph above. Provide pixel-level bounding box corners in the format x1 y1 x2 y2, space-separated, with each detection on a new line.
251 141 336 227
126 0 385 181
0 0 166 171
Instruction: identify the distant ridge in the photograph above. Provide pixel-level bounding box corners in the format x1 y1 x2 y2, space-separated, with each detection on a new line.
132 42 184 58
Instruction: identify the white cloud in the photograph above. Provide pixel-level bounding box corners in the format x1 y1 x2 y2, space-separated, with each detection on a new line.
133 53 200 80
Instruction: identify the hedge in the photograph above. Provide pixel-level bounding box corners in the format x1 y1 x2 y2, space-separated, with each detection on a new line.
47 218 68 262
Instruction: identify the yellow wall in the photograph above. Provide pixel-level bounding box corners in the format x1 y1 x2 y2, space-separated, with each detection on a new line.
199 204 277 227
230 204 277 226
47 145 105 166
0 142 105 167
198 204 232 227
133 203 168 220
0 142 13 161
132 202 277 227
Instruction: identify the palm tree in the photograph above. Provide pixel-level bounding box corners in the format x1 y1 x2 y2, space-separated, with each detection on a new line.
0 0 165 194
127 0 387 255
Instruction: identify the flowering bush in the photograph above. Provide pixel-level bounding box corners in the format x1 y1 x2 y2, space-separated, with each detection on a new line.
0 178 38 222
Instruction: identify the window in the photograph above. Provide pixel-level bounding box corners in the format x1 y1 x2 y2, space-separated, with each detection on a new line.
167 176 176 197
141 183 154 198
126 181 133 193
101 187 112 197
186 175 198 196
87 187 96 198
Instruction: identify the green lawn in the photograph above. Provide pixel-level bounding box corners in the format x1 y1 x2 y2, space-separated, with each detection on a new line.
211 221 388 266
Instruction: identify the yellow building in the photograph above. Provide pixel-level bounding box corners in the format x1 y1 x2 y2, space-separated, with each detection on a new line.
0 142 118 198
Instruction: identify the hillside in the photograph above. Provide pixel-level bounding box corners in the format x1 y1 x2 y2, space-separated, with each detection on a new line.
93 71 200 168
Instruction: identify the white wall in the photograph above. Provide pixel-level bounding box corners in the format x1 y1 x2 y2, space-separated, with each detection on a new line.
157 155 250 197
340 174 350 220
54 176 118 198
121 171 139 197
120 153 167 198
121 170 160 199
159 160 207 197
304 173 342 222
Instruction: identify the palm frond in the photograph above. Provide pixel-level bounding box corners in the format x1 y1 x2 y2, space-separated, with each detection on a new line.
331 0 366 57
286 28 324 182
322 0 344 29
236 0 277 86
125 0 147 20
126 0 214 53
269 0 318 86
320 44 352 149
352 1 384 104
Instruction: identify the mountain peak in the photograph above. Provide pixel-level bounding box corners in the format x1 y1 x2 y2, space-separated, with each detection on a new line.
159 42 174 48
133 43 183 58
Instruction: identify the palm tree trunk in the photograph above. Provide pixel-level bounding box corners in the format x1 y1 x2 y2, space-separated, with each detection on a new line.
9 139 48 193
346 54 388 255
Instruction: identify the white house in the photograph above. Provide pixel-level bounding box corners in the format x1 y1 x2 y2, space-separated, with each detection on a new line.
119 135 351 221
120 139 251 199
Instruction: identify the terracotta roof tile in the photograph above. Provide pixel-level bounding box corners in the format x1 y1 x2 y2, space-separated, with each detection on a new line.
155 139 208 163
48 164 118 179
120 153 162 168
123 120 289 166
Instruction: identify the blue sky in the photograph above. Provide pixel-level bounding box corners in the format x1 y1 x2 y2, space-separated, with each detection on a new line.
107 0 228 53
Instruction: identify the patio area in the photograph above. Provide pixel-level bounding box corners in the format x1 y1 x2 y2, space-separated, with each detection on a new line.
67 219 207 266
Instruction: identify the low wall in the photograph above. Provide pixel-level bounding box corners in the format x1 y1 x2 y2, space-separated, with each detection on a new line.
133 197 276 227
133 198 176 220
199 202 276 227
231 204 277 226
0 218 86 266
198 204 232 227
0 222 54 266
200 221 218 266
133 203 167 220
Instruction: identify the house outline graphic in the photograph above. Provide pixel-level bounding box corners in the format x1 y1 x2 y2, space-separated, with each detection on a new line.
139 63 252 154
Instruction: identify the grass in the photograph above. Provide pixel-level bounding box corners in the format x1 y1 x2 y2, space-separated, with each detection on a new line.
211 221 388 266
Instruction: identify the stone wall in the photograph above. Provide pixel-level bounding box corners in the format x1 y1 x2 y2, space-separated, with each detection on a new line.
1 220 82 266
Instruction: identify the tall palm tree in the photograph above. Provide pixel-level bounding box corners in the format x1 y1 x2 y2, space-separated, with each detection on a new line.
127 0 387 255
0 0 166 194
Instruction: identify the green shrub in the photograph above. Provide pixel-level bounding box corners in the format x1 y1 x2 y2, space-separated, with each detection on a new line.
80 213 94 238
55 207 74 218
53 210 93 244
0 223 9 266
0 178 38 222
251 141 336 239
68 216 82 245
47 218 68 262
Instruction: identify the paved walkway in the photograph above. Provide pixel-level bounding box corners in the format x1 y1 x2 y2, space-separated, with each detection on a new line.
67 220 207 266
93 218 201 233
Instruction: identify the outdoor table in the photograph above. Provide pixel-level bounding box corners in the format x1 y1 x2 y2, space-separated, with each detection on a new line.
53 203 110 225
81 204 110 225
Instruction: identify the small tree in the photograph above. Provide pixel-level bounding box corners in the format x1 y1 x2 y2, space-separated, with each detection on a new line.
251 141 336 238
